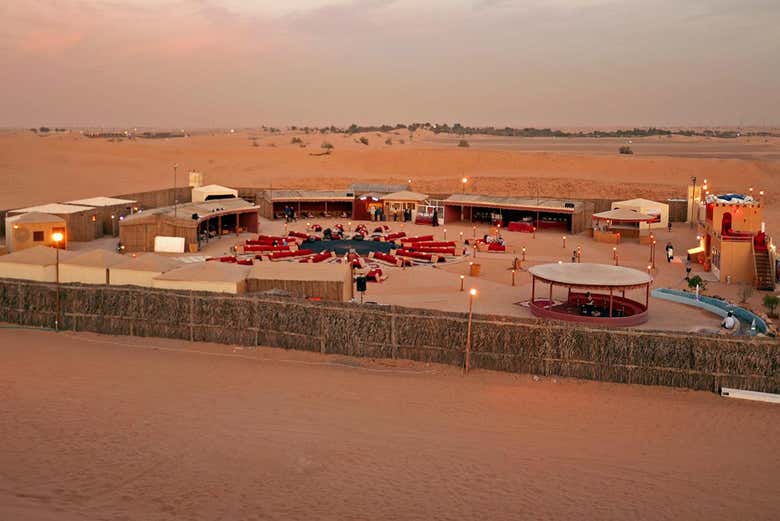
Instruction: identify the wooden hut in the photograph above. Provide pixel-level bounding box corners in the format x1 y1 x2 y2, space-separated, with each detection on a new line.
259 190 355 220
119 198 259 253
4 212 66 252
7 203 100 242
443 194 586 233
65 196 137 237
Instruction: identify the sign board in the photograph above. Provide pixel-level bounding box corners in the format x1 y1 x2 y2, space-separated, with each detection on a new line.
154 236 186 253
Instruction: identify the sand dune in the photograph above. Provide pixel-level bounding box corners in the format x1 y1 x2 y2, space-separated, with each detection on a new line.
1 132 778 225
1 329 778 521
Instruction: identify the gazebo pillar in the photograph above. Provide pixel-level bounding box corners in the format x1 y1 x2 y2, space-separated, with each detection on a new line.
646 282 650 309
531 276 535 302
548 282 553 308
609 288 614 317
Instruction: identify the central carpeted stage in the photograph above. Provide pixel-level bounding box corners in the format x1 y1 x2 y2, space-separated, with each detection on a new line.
303 239 395 256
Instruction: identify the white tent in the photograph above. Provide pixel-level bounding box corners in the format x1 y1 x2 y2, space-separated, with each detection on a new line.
152 262 250 294
0 246 74 282
59 249 127 285
191 184 238 203
610 198 669 230
109 253 183 288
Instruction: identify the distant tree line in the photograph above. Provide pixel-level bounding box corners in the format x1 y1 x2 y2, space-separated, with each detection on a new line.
282 123 778 139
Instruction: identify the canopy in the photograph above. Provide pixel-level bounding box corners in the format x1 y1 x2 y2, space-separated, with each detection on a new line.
529 262 652 289
382 190 429 202
592 208 654 222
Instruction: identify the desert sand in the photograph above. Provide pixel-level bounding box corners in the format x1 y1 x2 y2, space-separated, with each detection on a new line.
1 328 779 521
1 130 779 231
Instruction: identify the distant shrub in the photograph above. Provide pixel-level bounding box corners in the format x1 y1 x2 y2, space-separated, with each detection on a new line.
619 145 633 154
763 294 779 318
687 275 706 292
385 138 392 145
457 139 470 147
39 126 50 133
359 137 369 145
321 142 334 150
29 128 37 133
291 137 303 144
399 139 405 144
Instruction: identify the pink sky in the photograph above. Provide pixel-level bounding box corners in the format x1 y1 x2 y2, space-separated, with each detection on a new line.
1 0 778 128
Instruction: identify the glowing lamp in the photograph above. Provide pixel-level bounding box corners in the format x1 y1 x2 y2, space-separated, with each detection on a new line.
52 232 64 243
469 288 477 296
461 177 468 184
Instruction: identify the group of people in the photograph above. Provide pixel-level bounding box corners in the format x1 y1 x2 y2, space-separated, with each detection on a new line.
282 205 297 223
369 206 416 222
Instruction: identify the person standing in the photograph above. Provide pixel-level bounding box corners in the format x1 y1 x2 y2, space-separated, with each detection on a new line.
667 220 672 233
685 256 692 280
432 208 439 227
665 241 674 262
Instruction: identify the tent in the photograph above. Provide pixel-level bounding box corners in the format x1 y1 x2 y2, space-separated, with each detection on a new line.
152 262 250 294
0 245 74 282
191 184 238 203
109 253 183 288
59 249 127 285
5 212 66 252
610 198 669 230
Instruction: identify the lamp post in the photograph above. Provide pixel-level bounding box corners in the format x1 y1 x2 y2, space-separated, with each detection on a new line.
461 177 468 193
689 176 696 226
511 269 516 286
443 228 447 241
173 163 179 217
652 239 657 269
52 232 64 331
612 246 617 260
522 246 526 261
464 288 477 375
562 235 566 249
460 275 465 291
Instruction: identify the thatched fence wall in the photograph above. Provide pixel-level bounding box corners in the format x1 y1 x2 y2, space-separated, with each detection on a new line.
1 279 777 393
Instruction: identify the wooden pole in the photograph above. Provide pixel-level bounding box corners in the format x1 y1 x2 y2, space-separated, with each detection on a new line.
55 245 60 331
609 288 614 317
465 293 474 374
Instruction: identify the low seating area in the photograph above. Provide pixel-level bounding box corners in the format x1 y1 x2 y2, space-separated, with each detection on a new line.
528 263 652 327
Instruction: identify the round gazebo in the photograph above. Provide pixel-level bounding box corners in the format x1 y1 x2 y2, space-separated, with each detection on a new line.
528 263 652 326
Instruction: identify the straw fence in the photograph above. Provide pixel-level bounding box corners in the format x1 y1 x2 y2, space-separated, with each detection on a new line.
1 279 777 393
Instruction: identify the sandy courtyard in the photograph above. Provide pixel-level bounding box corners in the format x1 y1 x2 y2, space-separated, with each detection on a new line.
1 329 778 521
